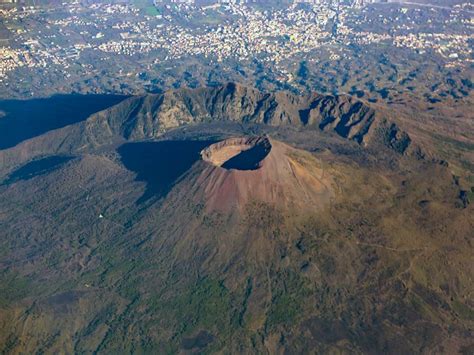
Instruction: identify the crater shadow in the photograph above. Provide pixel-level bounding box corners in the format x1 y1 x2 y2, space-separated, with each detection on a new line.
221 144 269 171
0 94 128 150
118 140 216 204
2 155 73 185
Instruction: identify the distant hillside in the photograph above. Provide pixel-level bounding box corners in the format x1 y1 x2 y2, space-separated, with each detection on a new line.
83 83 411 153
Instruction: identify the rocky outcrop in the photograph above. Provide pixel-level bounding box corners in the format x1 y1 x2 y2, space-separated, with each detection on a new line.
83 83 411 153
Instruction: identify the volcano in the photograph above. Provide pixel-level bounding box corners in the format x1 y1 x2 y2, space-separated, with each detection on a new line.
194 136 334 212
0 86 473 354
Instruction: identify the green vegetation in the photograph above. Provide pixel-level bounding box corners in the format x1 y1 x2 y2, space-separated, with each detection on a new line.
0 272 30 307
266 270 311 329
133 0 159 16
169 278 232 334
432 133 474 152
452 299 474 321
267 293 302 328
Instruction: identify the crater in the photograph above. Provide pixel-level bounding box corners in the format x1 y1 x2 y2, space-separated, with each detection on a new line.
201 136 272 171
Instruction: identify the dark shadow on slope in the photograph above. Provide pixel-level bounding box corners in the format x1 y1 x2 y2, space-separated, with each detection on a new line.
181 331 214 350
2 156 73 185
0 94 128 150
221 143 270 171
298 97 322 125
118 140 216 204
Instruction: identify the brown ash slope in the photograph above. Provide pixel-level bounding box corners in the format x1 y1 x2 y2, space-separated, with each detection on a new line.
139 141 473 353
1 137 472 353
0 85 473 353
194 136 334 212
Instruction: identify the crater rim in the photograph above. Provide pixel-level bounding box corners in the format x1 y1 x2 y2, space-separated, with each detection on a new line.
201 136 272 171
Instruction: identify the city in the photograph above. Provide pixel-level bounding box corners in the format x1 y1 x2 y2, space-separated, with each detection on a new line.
0 0 472 98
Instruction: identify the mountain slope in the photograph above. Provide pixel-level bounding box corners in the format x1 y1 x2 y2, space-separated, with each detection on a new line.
82 83 409 152
0 85 472 353
1 131 472 353
195 136 334 212
0 84 422 177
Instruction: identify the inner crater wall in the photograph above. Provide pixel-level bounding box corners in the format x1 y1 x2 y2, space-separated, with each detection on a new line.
201 137 271 170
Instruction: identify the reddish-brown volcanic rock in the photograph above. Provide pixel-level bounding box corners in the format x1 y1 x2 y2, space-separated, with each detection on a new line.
192 136 334 213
